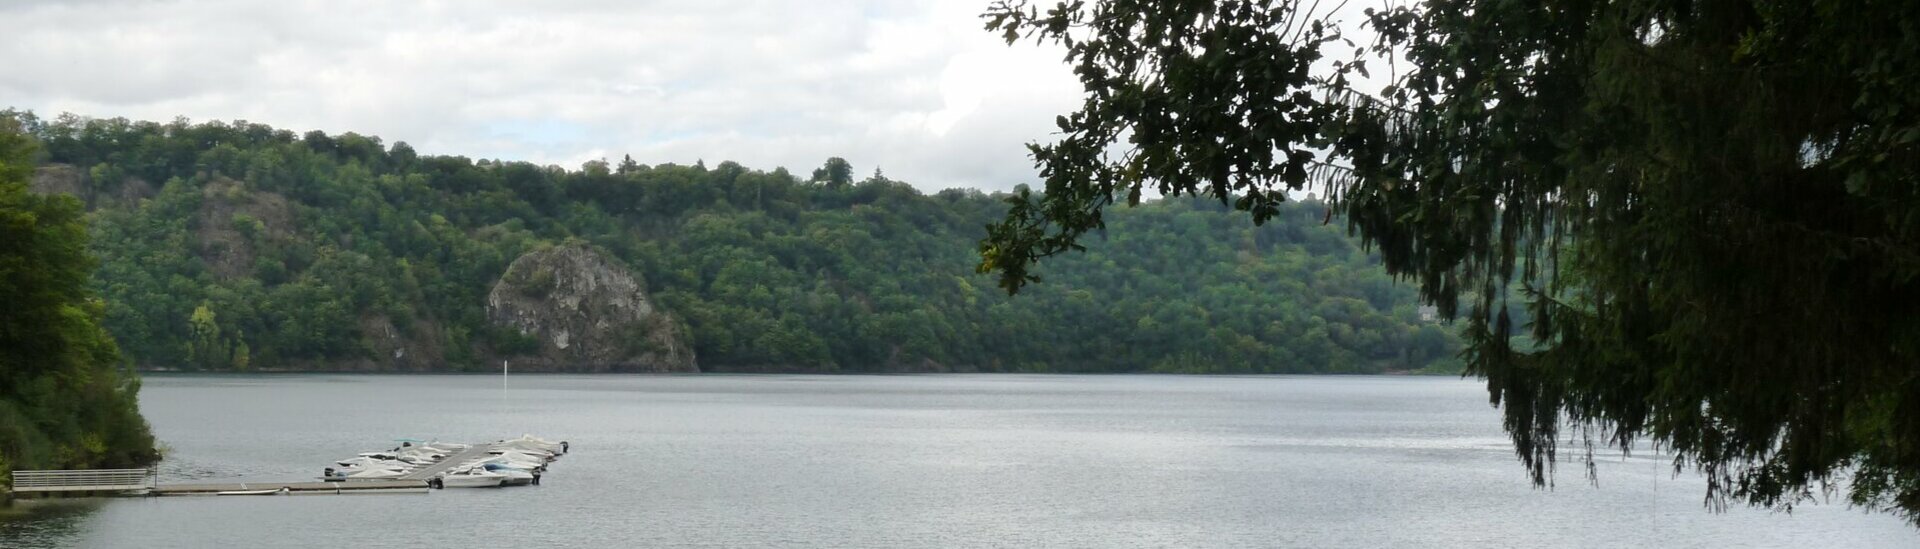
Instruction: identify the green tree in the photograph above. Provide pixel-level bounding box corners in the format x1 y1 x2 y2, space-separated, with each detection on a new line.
811 157 853 189
186 301 224 370
231 337 252 371
982 0 1920 524
0 117 157 484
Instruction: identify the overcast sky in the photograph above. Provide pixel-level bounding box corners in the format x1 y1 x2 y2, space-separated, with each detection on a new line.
0 0 1087 192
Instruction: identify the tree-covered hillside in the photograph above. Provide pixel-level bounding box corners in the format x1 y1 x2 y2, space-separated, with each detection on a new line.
8 111 1460 374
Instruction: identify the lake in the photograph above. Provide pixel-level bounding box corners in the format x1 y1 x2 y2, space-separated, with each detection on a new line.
3 374 1914 547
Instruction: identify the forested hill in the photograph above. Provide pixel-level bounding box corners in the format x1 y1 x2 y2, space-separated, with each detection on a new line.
9 112 1461 374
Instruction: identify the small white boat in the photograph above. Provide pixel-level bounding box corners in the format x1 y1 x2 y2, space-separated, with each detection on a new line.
346 467 409 480
482 464 537 486
435 467 506 488
489 449 553 465
218 487 291 496
501 435 566 454
472 456 541 471
486 453 547 469
337 456 408 469
496 443 554 455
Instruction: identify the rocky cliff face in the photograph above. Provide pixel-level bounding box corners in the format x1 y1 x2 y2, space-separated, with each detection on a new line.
196 177 294 280
487 244 697 372
31 164 155 210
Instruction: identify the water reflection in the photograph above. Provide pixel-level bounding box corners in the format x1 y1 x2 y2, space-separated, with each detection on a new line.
0 498 103 547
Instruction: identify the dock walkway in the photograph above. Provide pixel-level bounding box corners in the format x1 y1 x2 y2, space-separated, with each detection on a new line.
8 469 153 497
401 444 497 481
151 480 426 495
10 437 556 497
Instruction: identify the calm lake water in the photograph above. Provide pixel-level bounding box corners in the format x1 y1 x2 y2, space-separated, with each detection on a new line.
3 374 1914 548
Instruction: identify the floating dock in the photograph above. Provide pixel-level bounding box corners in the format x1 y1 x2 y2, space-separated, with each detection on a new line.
10 436 564 498
150 480 428 496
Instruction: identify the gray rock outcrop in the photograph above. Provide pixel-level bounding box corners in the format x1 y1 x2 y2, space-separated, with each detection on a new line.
486 243 697 372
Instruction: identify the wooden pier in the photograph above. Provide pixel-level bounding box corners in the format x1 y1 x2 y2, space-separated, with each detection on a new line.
149 480 428 495
8 436 559 498
145 442 495 496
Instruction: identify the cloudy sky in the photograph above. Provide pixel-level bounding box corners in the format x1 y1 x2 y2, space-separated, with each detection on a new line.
0 0 1086 192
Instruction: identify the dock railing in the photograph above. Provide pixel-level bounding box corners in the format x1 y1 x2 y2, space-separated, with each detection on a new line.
9 468 155 493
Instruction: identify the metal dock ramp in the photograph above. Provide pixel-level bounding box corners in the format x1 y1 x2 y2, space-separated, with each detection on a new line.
9 468 154 496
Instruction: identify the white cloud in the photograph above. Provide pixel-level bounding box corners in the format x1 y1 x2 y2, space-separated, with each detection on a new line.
0 0 1081 191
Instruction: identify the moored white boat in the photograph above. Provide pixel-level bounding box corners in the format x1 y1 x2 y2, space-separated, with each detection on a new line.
217 487 290 496
346 467 409 479
336 456 407 469
499 434 566 455
476 453 545 471
435 467 507 488
481 463 537 486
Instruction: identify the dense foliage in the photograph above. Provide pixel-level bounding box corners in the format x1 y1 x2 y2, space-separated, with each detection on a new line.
982 0 1920 524
4 111 1460 375
0 119 157 490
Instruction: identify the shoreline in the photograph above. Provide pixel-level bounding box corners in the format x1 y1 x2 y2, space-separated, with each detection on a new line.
132 369 1468 377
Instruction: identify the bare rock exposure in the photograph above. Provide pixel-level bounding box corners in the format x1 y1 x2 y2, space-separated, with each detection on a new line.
487 243 697 372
